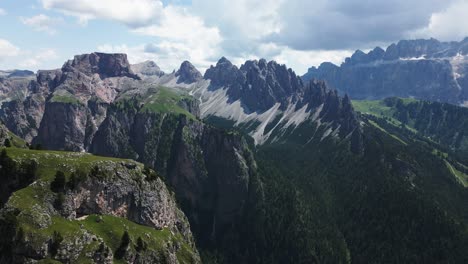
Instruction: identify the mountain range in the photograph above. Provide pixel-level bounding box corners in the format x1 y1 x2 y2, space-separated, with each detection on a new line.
303 38 468 105
0 49 466 263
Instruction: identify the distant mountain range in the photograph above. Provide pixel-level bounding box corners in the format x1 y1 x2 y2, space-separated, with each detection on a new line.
303 38 468 105
0 52 466 263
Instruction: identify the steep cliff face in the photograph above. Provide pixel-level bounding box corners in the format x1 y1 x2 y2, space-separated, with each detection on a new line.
90 101 257 247
0 69 54 142
303 38 468 104
0 149 200 264
29 53 143 151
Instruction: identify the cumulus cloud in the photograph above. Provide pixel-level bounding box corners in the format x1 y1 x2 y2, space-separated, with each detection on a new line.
0 39 20 60
19 49 58 68
40 0 222 71
132 6 222 70
272 48 353 74
40 0 163 26
98 42 211 74
187 0 464 72
0 8 7 16
191 0 284 57
411 0 468 41
265 0 457 50
0 40 59 71
34 0 468 74
20 14 63 34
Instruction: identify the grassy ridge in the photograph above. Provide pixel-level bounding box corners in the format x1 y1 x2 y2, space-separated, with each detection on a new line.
1 147 196 263
140 87 196 119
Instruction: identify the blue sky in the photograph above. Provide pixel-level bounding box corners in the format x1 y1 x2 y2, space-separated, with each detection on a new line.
0 0 467 74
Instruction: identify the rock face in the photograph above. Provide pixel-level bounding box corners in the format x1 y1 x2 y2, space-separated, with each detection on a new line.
29 53 143 151
131 61 165 78
205 58 304 112
200 57 362 147
90 106 257 246
61 162 193 240
0 151 200 263
176 61 202 84
62 53 139 80
303 38 468 104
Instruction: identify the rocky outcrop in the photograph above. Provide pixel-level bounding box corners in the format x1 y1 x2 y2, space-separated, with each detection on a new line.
131 61 165 78
0 152 200 264
303 38 468 104
62 53 139 80
0 53 141 145
61 161 194 241
176 61 202 84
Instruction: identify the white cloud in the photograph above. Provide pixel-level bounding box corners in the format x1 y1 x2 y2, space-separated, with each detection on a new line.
412 0 468 41
40 0 163 27
19 49 58 68
33 0 468 75
132 6 222 70
0 8 6 16
0 41 59 71
41 0 223 71
97 42 212 74
272 48 353 75
20 14 63 34
192 0 283 40
0 39 20 59
213 42 352 75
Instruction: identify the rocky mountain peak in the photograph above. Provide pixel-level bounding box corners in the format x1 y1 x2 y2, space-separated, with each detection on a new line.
204 57 244 88
204 58 305 112
62 52 139 79
217 56 232 65
131 60 164 78
176 61 202 84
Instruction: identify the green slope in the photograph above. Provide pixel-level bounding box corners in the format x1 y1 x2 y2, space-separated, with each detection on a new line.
0 148 197 263
353 97 468 155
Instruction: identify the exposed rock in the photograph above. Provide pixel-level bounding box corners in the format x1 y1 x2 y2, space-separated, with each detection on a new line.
200 58 361 147
62 53 139 80
132 61 165 78
176 61 202 84
0 155 200 264
34 101 90 152
90 106 257 245
204 57 304 112
303 38 468 104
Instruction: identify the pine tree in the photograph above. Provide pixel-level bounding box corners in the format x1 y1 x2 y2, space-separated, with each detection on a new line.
115 231 131 259
4 138 11 148
51 171 66 193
